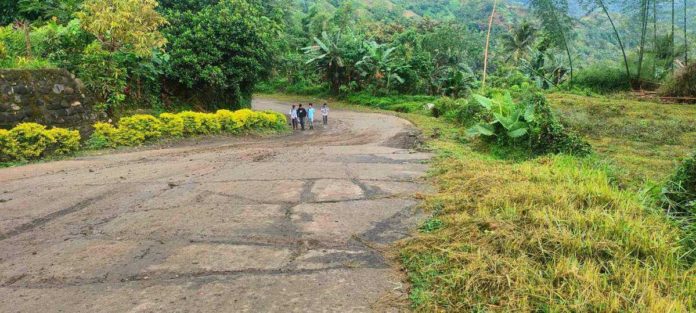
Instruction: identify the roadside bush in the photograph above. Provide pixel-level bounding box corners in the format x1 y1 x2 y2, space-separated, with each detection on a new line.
232 109 256 129
574 65 631 93
198 113 222 134
83 108 289 153
158 113 184 137
262 111 287 129
659 63 696 99
178 111 205 135
216 110 243 132
118 114 163 140
0 129 19 161
9 123 55 159
46 128 81 155
113 127 146 146
87 122 118 149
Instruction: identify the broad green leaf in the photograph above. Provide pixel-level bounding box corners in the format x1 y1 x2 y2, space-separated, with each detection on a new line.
473 94 493 110
494 112 515 129
508 128 528 138
524 104 536 122
467 123 496 137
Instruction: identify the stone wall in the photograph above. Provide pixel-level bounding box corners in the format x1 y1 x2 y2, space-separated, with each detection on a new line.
0 69 98 133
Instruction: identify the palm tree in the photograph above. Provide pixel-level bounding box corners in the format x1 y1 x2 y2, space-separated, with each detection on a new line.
304 31 348 94
501 21 538 64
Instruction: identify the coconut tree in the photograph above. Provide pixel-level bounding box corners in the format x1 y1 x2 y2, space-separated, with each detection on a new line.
501 21 538 64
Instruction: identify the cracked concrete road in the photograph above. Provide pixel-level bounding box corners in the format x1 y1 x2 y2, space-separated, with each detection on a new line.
0 96 432 313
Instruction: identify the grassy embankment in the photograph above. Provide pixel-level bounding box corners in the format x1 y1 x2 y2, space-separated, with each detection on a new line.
260 92 696 311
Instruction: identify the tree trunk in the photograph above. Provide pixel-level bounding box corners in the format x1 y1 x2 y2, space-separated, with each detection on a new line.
637 0 649 85
481 0 498 90
23 21 31 59
547 3 573 84
672 0 676 72
598 0 631 81
685 0 689 65
653 0 657 78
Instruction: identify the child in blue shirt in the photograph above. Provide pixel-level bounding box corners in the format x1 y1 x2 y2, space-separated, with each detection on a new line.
307 103 316 130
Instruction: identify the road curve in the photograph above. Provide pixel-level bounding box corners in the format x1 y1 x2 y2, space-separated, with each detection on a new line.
0 96 432 312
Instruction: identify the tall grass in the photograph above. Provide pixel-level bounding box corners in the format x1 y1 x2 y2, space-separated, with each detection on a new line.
400 142 696 312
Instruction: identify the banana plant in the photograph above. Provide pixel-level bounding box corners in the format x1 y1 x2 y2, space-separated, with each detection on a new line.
467 93 535 139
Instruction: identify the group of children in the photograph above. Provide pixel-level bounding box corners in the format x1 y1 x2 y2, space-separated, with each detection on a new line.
289 103 329 130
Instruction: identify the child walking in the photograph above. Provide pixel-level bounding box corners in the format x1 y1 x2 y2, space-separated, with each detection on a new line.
290 105 298 130
321 103 329 127
307 103 315 130
297 104 307 130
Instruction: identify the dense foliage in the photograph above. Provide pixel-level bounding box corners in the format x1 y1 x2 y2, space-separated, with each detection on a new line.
0 0 278 114
663 151 696 217
162 0 277 108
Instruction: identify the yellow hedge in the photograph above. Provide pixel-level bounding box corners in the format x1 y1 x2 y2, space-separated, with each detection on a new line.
10 123 55 159
85 108 286 151
118 114 163 140
159 113 184 137
1 108 285 162
0 123 82 162
47 128 80 155
0 129 18 161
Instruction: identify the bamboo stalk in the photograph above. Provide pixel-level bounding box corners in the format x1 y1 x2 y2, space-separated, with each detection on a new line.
481 0 498 90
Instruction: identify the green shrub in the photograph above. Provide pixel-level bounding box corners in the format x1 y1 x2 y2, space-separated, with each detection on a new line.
113 127 145 146
574 65 631 93
526 93 592 156
158 113 185 137
117 114 163 140
9 123 55 159
662 152 696 217
46 128 81 155
466 93 591 157
659 63 696 98
0 129 19 162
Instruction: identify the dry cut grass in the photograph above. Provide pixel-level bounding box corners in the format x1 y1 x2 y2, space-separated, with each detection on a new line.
548 93 696 187
400 142 696 312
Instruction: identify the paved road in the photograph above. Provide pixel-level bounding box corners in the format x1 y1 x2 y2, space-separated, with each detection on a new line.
0 97 431 312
